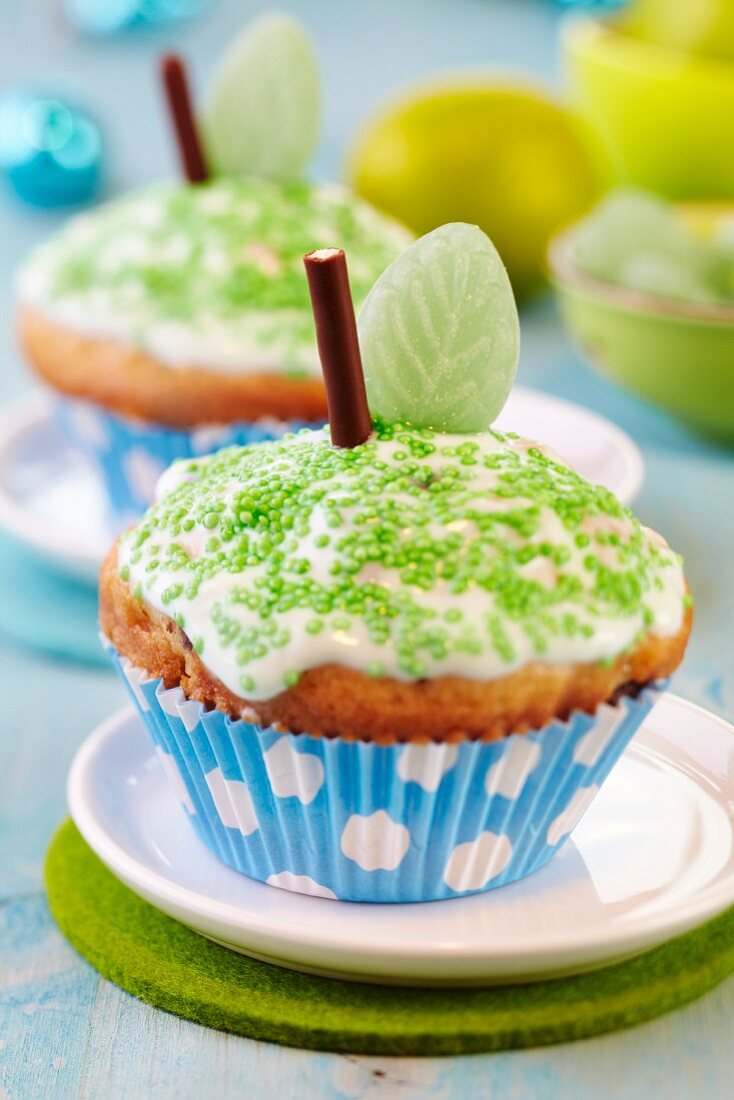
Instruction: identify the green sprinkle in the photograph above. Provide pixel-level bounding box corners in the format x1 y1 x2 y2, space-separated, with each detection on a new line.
162 582 184 604
487 614 516 663
118 420 683 686
27 177 408 374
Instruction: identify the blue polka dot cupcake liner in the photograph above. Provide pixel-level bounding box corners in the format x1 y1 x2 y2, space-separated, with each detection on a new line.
109 646 665 903
55 397 319 523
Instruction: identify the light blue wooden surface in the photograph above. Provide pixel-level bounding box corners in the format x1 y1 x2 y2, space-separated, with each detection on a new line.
0 2 732 1097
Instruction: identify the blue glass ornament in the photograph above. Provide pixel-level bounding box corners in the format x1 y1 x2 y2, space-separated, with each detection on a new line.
0 93 102 208
63 0 212 36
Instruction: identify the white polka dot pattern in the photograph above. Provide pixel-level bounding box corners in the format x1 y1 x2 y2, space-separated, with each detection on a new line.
443 832 513 893
122 447 165 504
485 737 541 799
263 738 324 805
54 396 318 519
109 648 663 902
547 786 600 847
341 811 411 872
205 768 259 836
573 706 622 766
266 871 336 899
396 743 459 791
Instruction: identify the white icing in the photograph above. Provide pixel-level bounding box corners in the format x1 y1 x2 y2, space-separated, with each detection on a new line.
16 179 411 376
120 429 687 701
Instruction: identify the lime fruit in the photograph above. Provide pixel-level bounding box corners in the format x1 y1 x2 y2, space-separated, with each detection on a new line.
359 223 519 432
347 81 606 300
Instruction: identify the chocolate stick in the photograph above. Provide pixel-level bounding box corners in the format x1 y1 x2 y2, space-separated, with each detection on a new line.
304 248 373 448
160 53 209 185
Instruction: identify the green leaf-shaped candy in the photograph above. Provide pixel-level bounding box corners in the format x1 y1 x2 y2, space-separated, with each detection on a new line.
359 223 520 432
202 14 320 183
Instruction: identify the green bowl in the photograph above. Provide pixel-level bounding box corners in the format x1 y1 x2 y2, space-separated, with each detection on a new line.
563 18 734 199
548 215 734 444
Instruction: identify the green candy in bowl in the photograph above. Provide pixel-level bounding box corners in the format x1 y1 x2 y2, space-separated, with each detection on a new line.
549 196 734 444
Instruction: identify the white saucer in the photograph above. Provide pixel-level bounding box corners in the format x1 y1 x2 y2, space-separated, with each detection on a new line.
0 388 643 586
67 695 734 987
0 396 112 583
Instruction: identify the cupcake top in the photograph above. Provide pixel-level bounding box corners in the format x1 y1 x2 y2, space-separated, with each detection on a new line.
16 177 410 375
119 419 687 701
114 222 688 706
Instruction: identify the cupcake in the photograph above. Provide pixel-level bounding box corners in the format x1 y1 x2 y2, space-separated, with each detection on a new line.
15 18 411 521
100 225 691 902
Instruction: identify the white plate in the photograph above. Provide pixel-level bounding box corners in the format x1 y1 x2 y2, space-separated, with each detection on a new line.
67 695 734 987
0 389 643 586
0 396 113 583
494 386 643 503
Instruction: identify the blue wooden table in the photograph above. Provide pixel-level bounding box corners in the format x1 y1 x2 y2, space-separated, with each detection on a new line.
1 2 732 1096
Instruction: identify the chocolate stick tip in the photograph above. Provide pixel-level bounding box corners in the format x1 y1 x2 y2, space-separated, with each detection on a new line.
307 247 343 262
160 51 181 78
159 51 208 185
304 249 373 449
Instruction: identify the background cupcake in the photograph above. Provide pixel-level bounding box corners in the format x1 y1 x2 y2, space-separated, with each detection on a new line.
100 224 691 902
15 15 411 521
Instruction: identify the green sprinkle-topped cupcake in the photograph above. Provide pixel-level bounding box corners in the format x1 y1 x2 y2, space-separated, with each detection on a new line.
18 176 409 383
101 223 691 903
14 14 411 518
124 414 685 724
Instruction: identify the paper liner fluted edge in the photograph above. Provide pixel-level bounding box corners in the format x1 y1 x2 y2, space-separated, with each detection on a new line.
109 646 664 903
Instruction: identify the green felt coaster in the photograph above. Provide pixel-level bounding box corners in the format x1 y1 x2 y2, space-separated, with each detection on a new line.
0 534 106 666
46 820 734 1055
